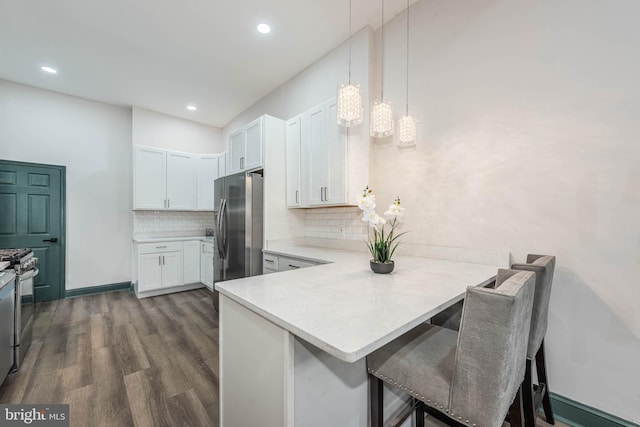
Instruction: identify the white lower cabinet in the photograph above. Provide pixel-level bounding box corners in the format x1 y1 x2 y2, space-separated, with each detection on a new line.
263 252 319 274
137 242 184 293
183 241 201 284
200 241 214 289
136 239 209 298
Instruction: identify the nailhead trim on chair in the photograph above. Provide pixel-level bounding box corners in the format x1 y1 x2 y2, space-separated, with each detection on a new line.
368 368 477 427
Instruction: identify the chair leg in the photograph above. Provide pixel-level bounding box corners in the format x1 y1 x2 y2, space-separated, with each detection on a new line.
370 374 384 427
416 401 425 427
536 340 555 425
509 386 525 427
522 359 536 427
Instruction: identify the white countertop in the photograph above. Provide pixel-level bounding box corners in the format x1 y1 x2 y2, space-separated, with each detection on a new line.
216 244 499 363
133 236 214 243
0 261 9 272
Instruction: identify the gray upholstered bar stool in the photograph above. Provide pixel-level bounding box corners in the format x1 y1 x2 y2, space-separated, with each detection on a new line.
367 269 536 427
511 255 556 427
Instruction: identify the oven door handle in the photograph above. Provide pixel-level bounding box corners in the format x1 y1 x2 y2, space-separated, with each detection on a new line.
18 268 39 281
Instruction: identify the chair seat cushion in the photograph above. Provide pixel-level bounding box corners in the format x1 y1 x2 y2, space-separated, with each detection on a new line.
367 323 457 412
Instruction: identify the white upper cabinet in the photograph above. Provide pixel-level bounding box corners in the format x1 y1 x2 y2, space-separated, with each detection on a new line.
166 151 196 210
134 145 223 211
288 97 367 208
218 152 228 178
134 146 166 209
285 116 302 208
303 98 348 207
228 116 267 175
197 154 219 210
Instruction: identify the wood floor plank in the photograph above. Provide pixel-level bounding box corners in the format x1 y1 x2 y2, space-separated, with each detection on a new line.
0 288 219 426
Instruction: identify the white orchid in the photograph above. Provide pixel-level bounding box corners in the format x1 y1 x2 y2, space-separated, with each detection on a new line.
384 197 406 219
356 186 408 264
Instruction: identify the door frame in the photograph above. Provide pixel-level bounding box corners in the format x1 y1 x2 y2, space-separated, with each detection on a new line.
0 159 66 300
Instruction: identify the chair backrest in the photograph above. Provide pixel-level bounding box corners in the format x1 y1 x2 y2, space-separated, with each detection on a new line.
511 254 555 358
448 269 535 427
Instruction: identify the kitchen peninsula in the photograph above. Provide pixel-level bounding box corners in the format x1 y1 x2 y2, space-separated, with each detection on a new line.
216 242 509 427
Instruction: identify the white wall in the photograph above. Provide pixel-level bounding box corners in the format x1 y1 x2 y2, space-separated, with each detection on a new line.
0 79 132 290
132 106 223 153
373 0 640 422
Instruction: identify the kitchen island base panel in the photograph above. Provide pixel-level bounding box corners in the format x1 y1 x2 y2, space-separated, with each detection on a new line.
219 295 411 427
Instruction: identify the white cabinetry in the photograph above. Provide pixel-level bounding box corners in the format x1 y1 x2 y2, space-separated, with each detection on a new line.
137 242 184 293
134 146 197 210
286 97 364 208
200 241 214 289
228 116 274 175
304 98 347 206
262 252 320 274
166 151 196 210
197 155 219 210
183 241 201 284
285 116 302 207
134 146 166 209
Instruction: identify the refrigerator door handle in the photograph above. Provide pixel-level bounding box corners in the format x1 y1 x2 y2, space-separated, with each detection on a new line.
221 198 229 259
216 198 226 259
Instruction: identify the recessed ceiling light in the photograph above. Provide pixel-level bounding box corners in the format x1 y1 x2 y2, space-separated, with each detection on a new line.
187 105 197 111
256 23 271 34
41 66 57 74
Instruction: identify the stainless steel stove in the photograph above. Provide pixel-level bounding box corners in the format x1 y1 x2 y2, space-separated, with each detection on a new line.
0 248 38 372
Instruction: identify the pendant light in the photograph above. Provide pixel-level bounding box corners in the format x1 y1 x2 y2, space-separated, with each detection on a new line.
397 0 417 145
370 0 394 138
337 0 363 127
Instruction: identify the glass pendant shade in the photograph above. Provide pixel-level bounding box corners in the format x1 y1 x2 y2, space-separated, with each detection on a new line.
337 83 363 126
370 99 394 138
397 114 417 145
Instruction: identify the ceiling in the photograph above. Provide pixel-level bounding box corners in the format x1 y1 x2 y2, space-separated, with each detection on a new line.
0 0 412 128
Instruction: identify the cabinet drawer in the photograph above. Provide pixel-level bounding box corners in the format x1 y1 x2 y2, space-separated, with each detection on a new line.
139 242 182 254
279 256 315 271
263 253 279 271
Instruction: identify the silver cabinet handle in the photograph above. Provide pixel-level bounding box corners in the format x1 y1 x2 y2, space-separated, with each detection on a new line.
296 190 299 204
158 256 161 266
164 199 167 208
320 187 324 201
162 256 165 265
240 157 245 169
289 264 300 269
265 259 275 263
156 245 167 249
167 199 170 208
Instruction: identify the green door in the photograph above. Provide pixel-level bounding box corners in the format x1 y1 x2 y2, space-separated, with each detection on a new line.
0 160 65 301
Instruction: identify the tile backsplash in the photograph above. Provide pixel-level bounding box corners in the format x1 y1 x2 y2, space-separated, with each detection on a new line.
304 207 368 241
133 211 215 234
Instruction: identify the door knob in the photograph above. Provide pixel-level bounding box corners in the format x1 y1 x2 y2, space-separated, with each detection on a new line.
43 238 58 243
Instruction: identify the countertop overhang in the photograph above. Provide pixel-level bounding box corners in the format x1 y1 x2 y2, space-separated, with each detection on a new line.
216 244 500 363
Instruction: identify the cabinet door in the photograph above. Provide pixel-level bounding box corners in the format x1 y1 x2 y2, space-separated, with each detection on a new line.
204 252 214 288
134 146 166 209
200 245 207 285
161 251 183 288
324 99 347 204
285 116 301 207
183 241 200 284
305 105 326 206
229 130 245 174
218 152 228 178
166 151 196 210
244 117 263 171
139 253 163 292
197 155 219 210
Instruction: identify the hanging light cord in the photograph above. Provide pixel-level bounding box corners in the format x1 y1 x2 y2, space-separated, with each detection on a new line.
405 0 410 115
380 0 385 100
348 0 352 84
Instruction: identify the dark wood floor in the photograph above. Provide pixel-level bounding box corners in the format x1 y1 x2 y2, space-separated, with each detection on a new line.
0 288 219 427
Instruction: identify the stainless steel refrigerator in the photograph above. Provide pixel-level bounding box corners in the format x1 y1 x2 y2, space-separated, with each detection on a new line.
213 171 263 311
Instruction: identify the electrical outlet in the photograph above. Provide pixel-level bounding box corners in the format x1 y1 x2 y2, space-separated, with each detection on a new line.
339 224 345 234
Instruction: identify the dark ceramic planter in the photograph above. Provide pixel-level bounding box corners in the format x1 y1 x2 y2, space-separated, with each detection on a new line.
370 260 395 274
